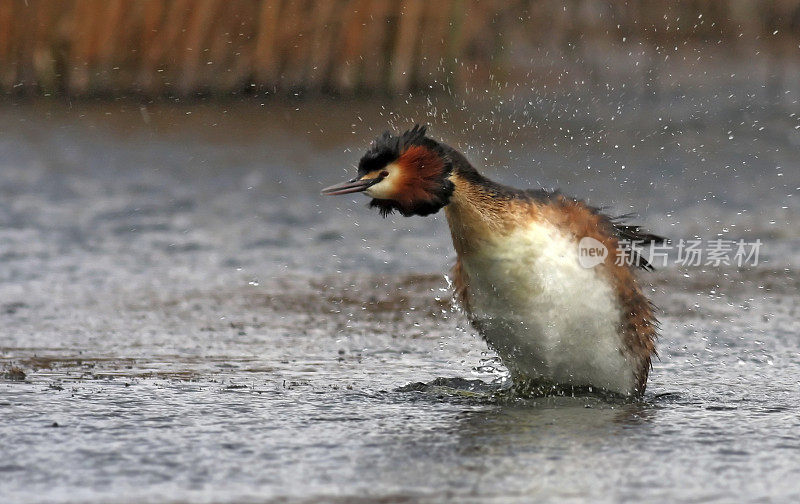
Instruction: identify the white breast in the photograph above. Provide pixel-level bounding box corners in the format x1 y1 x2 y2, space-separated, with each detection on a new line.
459 220 638 395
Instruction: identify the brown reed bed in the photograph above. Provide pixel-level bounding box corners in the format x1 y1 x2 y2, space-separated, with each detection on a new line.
0 0 508 97
0 0 799 98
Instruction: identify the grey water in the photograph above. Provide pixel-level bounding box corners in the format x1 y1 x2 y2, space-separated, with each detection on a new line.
1 95 799 504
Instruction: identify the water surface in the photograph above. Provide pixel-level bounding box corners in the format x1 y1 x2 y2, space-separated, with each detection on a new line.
1 98 799 503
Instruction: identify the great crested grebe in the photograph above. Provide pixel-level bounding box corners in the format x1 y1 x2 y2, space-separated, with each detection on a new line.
322 125 663 396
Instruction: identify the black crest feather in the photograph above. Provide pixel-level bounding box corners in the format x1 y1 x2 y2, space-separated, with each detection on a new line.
358 124 432 176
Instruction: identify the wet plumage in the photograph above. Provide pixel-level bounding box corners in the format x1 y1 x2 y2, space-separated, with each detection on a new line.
323 125 664 396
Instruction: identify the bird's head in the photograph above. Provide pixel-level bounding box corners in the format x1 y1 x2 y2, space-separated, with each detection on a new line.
322 125 455 217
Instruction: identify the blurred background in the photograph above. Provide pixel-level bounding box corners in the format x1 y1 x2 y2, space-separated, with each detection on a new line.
2 2 800 503
2 0 800 98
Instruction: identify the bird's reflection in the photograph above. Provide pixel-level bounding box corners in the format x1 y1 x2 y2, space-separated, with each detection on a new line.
397 377 662 457
448 396 656 459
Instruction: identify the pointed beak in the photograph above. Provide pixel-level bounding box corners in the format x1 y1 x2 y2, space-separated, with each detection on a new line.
321 177 380 196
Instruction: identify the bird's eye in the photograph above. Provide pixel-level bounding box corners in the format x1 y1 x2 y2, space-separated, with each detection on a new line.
379 170 389 178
